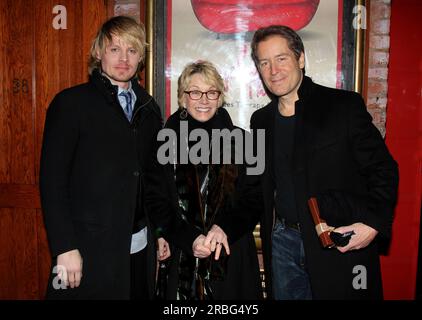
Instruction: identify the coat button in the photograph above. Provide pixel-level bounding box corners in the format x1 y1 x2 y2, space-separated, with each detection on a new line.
133 171 140 177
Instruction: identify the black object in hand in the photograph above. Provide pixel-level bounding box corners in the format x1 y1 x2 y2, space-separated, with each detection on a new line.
155 260 168 300
330 231 355 247
209 247 228 281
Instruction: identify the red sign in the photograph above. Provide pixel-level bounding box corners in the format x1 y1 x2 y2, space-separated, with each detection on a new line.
191 0 320 33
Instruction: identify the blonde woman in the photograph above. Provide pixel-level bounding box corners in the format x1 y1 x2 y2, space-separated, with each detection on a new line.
147 61 262 300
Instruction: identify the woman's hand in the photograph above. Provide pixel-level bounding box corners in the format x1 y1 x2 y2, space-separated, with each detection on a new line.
204 224 230 260
192 234 212 258
157 237 171 261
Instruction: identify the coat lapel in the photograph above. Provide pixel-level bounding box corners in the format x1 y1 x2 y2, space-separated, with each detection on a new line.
256 101 277 209
265 102 276 182
90 71 125 116
90 69 157 127
292 100 307 175
132 82 154 128
292 76 317 176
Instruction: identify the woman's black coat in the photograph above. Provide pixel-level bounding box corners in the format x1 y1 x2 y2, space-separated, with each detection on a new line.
40 70 162 299
145 108 262 300
245 76 398 299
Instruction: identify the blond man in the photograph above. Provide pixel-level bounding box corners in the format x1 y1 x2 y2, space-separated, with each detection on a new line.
40 16 168 299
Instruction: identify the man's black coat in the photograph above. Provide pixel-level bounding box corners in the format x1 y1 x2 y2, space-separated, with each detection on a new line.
245 76 398 299
40 70 162 299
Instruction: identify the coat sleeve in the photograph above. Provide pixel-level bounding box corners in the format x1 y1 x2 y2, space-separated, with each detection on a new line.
216 119 263 244
347 93 399 239
217 165 263 244
39 93 79 257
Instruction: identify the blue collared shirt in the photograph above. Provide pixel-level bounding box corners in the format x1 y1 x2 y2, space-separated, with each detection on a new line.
116 82 137 115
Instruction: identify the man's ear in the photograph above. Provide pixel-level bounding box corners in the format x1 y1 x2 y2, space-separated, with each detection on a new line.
299 52 305 69
95 49 102 61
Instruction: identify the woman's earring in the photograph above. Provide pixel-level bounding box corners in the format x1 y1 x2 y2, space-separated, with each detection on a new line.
180 107 188 119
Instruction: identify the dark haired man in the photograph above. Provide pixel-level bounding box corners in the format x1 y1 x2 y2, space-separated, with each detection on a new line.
248 25 398 299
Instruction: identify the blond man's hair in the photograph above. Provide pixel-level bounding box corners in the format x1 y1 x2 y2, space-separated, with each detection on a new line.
88 16 147 75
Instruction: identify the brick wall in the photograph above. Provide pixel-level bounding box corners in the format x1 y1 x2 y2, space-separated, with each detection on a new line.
367 0 391 137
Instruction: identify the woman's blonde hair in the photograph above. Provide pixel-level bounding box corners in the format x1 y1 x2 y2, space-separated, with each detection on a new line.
88 16 147 75
177 60 225 109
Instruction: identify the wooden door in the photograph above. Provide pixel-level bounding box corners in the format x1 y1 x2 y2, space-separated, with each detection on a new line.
0 0 112 299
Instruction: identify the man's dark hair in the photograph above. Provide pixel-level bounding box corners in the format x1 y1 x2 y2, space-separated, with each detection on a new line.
251 25 305 66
